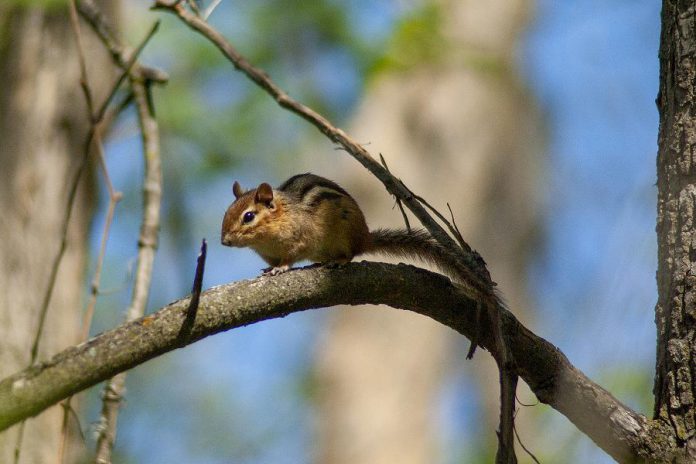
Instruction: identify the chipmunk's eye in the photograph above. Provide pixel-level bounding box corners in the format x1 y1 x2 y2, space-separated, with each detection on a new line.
242 211 255 224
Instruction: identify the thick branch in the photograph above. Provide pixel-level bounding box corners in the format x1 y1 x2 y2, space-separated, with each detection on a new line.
0 262 674 462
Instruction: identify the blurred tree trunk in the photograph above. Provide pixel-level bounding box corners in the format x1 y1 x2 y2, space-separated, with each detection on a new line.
0 3 116 462
315 0 541 462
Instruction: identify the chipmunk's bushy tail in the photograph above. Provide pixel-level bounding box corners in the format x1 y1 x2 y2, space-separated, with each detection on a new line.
364 228 473 285
366 227 505 309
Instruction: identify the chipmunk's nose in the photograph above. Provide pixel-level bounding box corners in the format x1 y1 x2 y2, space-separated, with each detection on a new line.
222 233 241 247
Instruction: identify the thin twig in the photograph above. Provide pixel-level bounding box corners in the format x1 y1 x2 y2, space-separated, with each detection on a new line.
513 410 541 464
25 6 102 463
81 132 123 343
379 153 411 231
78 126 124 345
28 140 90 364
496 368 518 463
410 190 476 255
516 394 539 408
31 1 138 373
12 423 25 464
446 202 467 251
56 401 72 464
94 70 162 464
77 0 168 83
202 0 222 20
59 401 87 445
178 240 208 344
68 0 94 116
186 0 201 16
94 20 161 123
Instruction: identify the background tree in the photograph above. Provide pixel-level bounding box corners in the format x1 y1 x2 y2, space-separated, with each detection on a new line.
0 2 116 462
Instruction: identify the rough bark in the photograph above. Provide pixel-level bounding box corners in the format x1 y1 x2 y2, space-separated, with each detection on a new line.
654 0 696 460
0 3 115 462
315 0 540 462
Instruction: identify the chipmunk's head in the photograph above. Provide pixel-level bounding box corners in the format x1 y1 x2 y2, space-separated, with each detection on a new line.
221 181 280 248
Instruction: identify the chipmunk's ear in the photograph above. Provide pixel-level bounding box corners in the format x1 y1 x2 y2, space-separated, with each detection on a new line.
255 183 274 205
233 181 244 199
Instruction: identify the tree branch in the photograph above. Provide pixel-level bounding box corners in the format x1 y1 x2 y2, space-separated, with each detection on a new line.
0 262 674 462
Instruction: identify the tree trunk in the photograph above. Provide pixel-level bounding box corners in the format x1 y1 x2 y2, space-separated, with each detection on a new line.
0 3 115 462
314 0 541 462
654 0 696 459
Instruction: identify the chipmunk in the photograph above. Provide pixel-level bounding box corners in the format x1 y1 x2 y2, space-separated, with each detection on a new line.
221 173 477 282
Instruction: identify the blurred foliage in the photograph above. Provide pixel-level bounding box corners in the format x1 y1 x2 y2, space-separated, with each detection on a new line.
370 2 507 78
371 2 445 74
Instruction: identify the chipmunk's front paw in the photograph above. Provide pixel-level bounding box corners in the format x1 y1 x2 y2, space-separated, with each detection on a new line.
262 265 291 276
